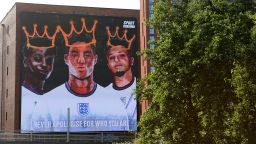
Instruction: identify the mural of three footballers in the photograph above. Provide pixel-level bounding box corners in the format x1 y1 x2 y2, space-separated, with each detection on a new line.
20 13 138 132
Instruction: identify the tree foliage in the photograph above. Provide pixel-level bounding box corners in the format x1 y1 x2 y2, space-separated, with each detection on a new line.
136 0 256 143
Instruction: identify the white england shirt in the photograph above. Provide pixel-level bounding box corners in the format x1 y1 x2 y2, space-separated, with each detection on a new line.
105 78 137 131
30 83 129 132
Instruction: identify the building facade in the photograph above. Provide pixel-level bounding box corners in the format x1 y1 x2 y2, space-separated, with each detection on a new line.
140 0 154 112
0 3 140 132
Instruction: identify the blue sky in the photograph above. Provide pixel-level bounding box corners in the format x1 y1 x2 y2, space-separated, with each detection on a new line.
0 0 140 21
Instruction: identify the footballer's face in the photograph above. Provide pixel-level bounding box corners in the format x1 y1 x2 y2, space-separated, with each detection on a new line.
24 48 55 80
65 42 97 79
107 46 133 77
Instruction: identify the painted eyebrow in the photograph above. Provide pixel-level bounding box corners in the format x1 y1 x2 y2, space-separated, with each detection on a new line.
70 50 78 53
109 52 127 55
84 51 92 53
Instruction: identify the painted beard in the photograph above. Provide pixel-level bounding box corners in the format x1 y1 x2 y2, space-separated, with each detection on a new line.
71 74 91 80
114 68 125 77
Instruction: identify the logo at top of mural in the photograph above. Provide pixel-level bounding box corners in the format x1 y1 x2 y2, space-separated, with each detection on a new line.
123 21 136 29
20 13 137 133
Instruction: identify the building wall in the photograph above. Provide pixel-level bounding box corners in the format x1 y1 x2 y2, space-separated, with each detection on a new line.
0 19 3 130
140 0 151 113
0 5 17 131
0 3 140 131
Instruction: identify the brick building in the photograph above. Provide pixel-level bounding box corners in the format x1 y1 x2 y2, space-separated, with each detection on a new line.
140 0 154 112
0 2 140 133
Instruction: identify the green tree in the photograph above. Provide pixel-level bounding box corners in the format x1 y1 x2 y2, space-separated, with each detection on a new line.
137 0 256 143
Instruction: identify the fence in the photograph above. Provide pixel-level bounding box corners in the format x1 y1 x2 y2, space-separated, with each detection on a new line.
0 130 136 143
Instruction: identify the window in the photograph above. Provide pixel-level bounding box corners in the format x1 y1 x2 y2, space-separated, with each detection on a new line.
150 36 154 41
6 89 8 98
150 13 154 19
149 0 154 20
149 28 154 35
148 0 155 71
150 59 155 72
6 67 8 76
7 45 9 54
144 66 147 75
142 23 144 36
149 0 154 5
150 44 154 49
144 36 147 48
149 5 154 11
6 25 9 34
149 36 154 49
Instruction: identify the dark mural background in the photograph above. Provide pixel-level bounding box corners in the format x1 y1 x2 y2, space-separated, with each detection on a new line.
20 12 138 92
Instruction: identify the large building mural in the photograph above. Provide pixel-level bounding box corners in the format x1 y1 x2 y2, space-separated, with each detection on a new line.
20 12 138 133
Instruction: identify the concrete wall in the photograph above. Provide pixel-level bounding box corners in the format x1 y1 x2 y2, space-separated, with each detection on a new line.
0 18 3 130
0 5 17 131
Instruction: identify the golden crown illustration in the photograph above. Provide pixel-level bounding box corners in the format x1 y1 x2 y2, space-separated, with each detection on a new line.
22 24 58 49
58 18 98 47
106 26 135 50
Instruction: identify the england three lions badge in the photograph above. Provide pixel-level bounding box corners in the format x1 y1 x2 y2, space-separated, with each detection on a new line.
78 103 89 116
